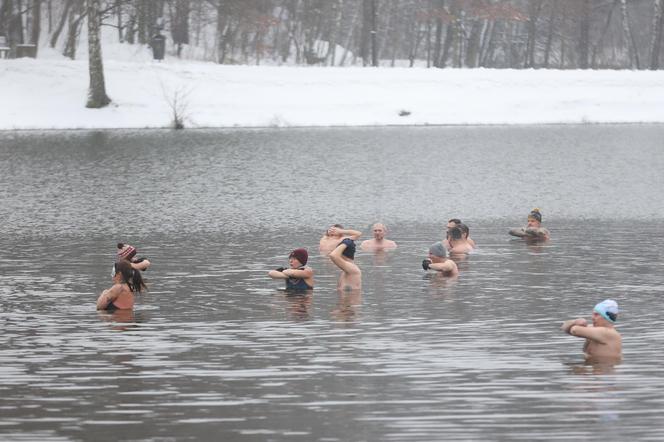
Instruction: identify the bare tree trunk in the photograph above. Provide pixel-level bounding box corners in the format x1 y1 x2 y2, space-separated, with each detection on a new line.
339 1 360 66
86 0 110 108
440 2 457 68
370 0 377 66
620 0 640 68
63 0 84 59
326 0 343 66
30 0 40 55
524 0 543 68
543 2 556 68
50 0 70 47
433 0 444 67
591 0 617 68
578 0 590 69
115 0 122 42
649 0 663 69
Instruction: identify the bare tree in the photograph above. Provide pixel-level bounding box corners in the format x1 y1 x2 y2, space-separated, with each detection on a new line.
86 0 110 108
649 0 663 69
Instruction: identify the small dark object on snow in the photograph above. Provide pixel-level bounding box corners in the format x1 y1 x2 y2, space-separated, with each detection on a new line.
398 110 411 117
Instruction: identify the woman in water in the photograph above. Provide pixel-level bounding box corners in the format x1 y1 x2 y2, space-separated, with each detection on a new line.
268 248 314 291
97 259 148 311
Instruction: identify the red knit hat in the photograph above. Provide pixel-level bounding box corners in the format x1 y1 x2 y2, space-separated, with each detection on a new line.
289 248 308 266
117 243 137 260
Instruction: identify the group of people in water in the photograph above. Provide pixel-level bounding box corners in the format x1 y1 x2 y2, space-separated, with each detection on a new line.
97 208 622 362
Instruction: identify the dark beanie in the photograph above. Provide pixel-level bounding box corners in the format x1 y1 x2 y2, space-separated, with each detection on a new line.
289 248 308 266
528 208 542 223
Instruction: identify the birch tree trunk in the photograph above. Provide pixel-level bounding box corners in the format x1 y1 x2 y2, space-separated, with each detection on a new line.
30 0 41 56
86 0 110 108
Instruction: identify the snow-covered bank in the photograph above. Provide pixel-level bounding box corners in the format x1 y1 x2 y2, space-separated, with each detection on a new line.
1 56 663 130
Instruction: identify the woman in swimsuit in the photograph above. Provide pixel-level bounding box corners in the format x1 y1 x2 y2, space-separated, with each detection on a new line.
268 248 314 291
97 259 147 311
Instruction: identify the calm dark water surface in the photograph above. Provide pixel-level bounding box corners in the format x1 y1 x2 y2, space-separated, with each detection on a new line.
1 126 664 441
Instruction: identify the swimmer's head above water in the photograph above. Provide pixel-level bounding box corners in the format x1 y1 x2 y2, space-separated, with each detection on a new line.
593 299 618 324
429 241 447 259
117 243 137 260
527 208 542 226
288 248 308 267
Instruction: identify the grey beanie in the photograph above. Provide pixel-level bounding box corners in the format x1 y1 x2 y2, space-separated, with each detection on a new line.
429 242 447 258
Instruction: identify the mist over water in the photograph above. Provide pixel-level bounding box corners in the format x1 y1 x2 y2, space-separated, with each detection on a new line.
1 125 663 441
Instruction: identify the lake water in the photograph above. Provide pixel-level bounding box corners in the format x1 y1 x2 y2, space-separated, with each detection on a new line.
1 125 663 441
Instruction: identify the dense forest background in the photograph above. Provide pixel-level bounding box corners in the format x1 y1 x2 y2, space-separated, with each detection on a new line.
1 0 663 69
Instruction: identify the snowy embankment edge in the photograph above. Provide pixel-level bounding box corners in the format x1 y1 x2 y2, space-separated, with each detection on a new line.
1 58 663 131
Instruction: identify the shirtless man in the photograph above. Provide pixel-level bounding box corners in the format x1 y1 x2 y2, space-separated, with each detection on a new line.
508 208 550 242
422 241 459 277
328 238 362 291
319 224 362 254
360 223 397 251
446 226 474 255
444 219 476 248
561 299 622 362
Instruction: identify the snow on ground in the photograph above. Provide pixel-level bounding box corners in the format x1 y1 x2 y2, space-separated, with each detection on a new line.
1 43 663 130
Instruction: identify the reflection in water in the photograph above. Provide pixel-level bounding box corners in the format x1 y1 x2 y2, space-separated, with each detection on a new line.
272 291 313 321
332 290 362 322
97 309 146 331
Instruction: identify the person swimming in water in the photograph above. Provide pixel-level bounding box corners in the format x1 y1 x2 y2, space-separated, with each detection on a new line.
117 243 151 271
422 241 459 277
444 218 476 249
319 224 362 254
268 248 314 291
508 208 550 242
560 299 622 362
97 259 147 311
360 223 397 252
329 238 362 291
445 225 474 255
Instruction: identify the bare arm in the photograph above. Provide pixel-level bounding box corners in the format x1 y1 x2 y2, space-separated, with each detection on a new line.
428 261 456 273
329 227 362 240
561 318 588 334
569 324 611 344
329 243 360 274
268 270 288 280
131 259 150 271
96 285 122 310
282 267 313 279
509 228 527 238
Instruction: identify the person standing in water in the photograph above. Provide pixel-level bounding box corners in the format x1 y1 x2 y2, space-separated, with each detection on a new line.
509 208 550 242
97 260 147 311
360 223 397 251
561 299 622 362
319 225 362 254
329 238 362 291
445 219 476 248
422 242 459 277
268 248 314 291
446 226 474 255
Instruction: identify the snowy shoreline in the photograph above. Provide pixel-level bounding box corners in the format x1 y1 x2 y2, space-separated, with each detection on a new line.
2 54 664 131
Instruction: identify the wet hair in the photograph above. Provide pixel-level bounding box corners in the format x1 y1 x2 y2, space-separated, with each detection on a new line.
448 218 462 225
448 226 463 240
113 259 147 293
458 223 470 239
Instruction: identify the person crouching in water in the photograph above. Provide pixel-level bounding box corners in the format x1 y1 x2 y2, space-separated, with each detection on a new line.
560 299 622 363
329 238 362 291
508 208 550 242
422 242 459 277
97 260 147 311
268 248 314 291
117 243 151 271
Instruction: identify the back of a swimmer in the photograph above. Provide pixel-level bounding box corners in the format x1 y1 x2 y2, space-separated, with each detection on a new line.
97 260 147 310
329 238 361 291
